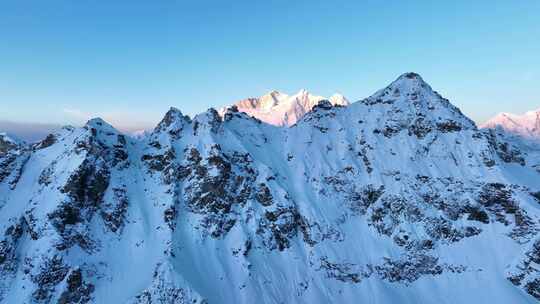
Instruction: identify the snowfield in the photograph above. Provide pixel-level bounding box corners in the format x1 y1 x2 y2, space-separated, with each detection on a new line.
1 73 540 303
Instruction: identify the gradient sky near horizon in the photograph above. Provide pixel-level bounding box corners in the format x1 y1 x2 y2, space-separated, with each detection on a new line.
1 1 539 131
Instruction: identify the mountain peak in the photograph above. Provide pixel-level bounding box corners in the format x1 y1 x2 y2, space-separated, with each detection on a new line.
481 108 540 141
257 91 287 110
389 72 430 92
85 118 115 131
329 93 350 106
359 73 476 133
219 90 349 126
266 90 284 97
294 88 310 96
161 107 185 121
154 107 191 135
397 72 424 81
83 118 121 144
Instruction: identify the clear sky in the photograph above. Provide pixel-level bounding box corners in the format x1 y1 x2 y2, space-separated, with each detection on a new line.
1 1 539 131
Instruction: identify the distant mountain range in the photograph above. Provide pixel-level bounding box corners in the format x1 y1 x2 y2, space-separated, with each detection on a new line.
219 89 349 126
0 121 61 143
481 109 540 142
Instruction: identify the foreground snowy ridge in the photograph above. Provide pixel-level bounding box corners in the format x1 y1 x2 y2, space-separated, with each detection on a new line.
1 73 540 303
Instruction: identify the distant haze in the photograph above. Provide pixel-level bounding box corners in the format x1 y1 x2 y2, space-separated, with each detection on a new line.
0 119 155 143
0 120 61 142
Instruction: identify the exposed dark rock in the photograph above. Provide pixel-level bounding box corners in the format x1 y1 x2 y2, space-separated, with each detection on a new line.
141 148 176 173
408 118 432 139
193 109 222 136
164 206 177 231
381 125 402 138
154 107 191 139
318 257 366 283
255 183 273 206
477 183 518 224
486 130 525 166
404 72 420 79
348 184 384 215
242 239 252 257
35 134 57 150
369 196 422 237
49 204 82 231
0 150 28 186
38 161 56 186
49 156 110 251
133 264 205 304
58 268 95 304
375 254 443 284
425 217 467 243
0 217 26 272
436 120 462 132
313 100 333 111
100 188 129 233
181 146 256 238
508 238 540 300
62 159 110 208
0 136 18 154
30 255 70 302
464 205 490 224
525 279 540 301
531 192 540 203
256 206 323 251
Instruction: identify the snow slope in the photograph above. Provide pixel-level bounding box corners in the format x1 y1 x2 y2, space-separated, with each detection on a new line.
219 89 349 126
1 73 540 303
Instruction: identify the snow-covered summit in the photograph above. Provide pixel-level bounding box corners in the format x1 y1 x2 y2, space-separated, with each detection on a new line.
350 72 477 140
363 72 462 111
85 117 116 132
219 89 350 126
481 108 540 141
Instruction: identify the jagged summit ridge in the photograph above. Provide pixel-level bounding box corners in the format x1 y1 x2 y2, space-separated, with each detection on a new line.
85 117 117 132
363 72 457 109
1 73 540 303
482 108 540 141
218 88 350 126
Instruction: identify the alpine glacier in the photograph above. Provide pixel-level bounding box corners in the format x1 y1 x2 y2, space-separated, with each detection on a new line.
1 73 540 303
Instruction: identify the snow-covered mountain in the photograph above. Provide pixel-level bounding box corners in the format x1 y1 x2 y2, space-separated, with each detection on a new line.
1 73 540 303
481 109 540 142
219 89 349 126
0 133 22 154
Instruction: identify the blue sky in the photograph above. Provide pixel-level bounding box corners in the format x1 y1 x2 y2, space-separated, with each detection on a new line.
1 1 539 131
